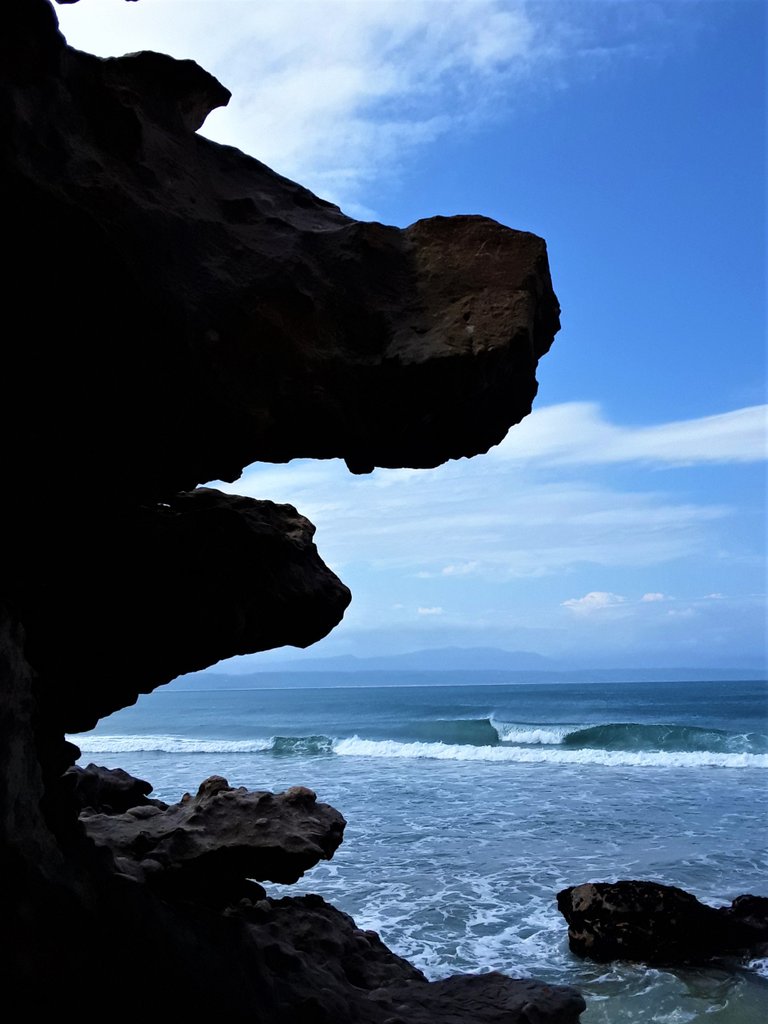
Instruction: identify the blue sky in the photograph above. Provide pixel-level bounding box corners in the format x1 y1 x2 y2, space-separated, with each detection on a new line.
58 1 766 668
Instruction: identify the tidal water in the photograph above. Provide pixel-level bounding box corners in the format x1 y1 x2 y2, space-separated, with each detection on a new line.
73 677 768 1023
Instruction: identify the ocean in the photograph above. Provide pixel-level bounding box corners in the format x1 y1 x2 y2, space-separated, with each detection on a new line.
72 676 768 1023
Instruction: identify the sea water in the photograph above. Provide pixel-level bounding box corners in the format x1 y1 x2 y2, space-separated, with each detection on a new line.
72 677 768 1022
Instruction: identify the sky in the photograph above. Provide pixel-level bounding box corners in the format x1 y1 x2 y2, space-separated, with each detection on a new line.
56 1 767 669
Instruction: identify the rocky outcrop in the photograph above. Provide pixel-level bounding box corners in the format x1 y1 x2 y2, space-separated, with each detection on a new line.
4 1 559 502
0 2 572 1020
557 881 768 966
65 762 162 814
26 489 352 738
66 763 585 1020
375 974 587 1024
82 776 346 893
4 0 558 758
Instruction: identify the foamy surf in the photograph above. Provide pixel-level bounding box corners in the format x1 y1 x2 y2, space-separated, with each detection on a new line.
68 677 768 1024
73 734 275 754
331 736 768 768
72 731 768 767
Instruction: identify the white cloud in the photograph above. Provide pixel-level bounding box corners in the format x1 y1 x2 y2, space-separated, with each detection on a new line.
441 562 480 576
492 403 768 467
641 592 667 602
562 591 626 614
214 402 738 579
417 606 444 616
56 0 553 212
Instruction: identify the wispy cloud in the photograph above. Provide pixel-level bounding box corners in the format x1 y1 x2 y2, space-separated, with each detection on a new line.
57 1 555 213
492 403 767 467
489 401 765 466
214 401 742 580
417 606 444 616
56 1 679 217
441 562 480 576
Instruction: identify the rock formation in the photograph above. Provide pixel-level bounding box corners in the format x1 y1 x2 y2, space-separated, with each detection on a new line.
0 2 579 1019
81 775 346 891
557 881 768 966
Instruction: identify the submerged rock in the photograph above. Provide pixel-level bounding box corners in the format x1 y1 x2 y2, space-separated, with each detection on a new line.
557 880 768 966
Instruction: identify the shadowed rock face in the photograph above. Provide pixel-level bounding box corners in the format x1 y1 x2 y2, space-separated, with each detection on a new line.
25 489 352 736
4 0 558 749
4 2 559 504
0 2 575 1020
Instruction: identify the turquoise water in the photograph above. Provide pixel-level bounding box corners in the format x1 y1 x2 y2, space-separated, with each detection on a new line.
73 677 768 1022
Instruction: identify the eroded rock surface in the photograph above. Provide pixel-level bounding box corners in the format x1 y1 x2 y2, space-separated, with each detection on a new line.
82 776 345 890
557 881 768 966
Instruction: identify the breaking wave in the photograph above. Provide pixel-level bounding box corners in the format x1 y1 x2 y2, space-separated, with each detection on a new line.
491 721 572 745
560 722 767 754
330 736 768 768
74 734 333 756
74 726 768 768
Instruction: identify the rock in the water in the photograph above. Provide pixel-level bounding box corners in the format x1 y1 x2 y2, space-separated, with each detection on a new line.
239 895 586 1023
371 973 587 1023
557 880 768 965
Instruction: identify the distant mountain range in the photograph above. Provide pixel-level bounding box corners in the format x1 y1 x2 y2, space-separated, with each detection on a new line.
170 646 766 689
236 646 559 673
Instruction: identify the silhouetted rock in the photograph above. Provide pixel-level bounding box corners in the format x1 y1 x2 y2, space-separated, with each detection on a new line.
373 973 587 1023
557 880 768 965
65 763 163 814
5 0 557 762
0 2 574 1020
28 489 352 738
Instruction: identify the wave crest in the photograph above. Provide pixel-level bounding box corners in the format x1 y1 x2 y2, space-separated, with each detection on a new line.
331 736 768 768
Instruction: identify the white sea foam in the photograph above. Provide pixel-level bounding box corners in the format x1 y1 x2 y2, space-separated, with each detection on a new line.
72 734 274 754
491 720 573 744
71 732 768 767
330 736 768 768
